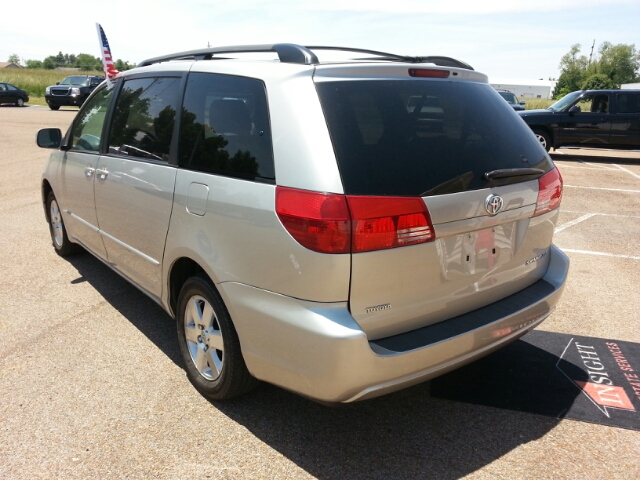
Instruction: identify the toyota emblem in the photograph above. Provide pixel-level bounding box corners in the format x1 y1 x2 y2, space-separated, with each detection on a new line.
485 195 504 216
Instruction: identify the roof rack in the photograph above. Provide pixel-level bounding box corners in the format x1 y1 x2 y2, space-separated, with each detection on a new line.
138 44 319 67
306 46 474 70
137 43 474 70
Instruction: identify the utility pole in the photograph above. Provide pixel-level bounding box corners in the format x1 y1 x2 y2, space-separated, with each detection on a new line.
588 39 595 64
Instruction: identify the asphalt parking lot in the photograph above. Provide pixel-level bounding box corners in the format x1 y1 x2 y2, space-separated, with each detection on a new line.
1 105 639 479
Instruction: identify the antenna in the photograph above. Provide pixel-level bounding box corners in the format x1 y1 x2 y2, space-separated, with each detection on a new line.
589 39 595 64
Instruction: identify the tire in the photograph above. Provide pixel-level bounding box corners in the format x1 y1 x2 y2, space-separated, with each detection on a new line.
16 97 24 107
176 274 258 400
46 191 81 256
533 128 551 152
48 104 60 111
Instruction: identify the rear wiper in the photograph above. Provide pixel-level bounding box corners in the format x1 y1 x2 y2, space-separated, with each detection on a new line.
484 168 545 180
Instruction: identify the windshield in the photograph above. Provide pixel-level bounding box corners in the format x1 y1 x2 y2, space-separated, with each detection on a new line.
498 92 518 104
316 80 552 197
548 91 583 112
60 76 90 86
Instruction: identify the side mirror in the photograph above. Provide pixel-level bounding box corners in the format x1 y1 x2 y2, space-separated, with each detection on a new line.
36 128 63 149
519 101 526 105
56 82 60 85
568 105 581 113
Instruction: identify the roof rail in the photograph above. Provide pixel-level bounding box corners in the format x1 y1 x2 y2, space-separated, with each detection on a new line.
138 43 319 67
305 47 474 70
137 43 474 71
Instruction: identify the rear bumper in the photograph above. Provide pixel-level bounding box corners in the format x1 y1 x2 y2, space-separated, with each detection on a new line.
221 245 569 403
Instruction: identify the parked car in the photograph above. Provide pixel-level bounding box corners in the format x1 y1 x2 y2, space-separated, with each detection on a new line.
519 89 640 151
0 82 29 106
44 75 104 110
496 89 526 111
36 44 569 403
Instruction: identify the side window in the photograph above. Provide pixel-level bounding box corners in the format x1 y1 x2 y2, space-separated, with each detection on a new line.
617 94 640 114
70 85 114 152
108 77 181 162
575 94 609 113
7 84 17 91
178 72 275 182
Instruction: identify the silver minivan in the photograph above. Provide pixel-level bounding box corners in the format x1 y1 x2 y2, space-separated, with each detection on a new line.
37 44 569 403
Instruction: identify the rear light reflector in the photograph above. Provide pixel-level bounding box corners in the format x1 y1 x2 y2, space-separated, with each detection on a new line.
276 187 435 254
408 68 450 78
533 167 563 217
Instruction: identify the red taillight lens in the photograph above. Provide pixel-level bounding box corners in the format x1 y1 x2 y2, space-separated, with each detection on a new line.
408 68 450 78
348 196 435 253
534 168 563 217
276 187 351 254
276 188 435 254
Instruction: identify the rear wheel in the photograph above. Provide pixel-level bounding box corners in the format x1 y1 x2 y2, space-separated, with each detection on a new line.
48 104 60 111
176 274 258 400
533 128 551 152
46 191 81 256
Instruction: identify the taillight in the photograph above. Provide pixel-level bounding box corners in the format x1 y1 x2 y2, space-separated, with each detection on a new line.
533 168 563 217
347 196 434 252
408 68 450 78
276 187 435 254
275 187 351 254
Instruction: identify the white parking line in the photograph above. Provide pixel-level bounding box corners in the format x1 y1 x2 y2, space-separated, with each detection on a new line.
613 164 640 180
563 185 640 193
554 213 596 234
561 210 640 219
555 162 619 171
562 249 640 260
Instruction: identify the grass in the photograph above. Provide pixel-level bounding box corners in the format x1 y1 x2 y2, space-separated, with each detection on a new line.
0 69 83 98
522 98 554 110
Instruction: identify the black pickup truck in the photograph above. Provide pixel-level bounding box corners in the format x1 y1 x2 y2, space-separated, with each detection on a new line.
518 89 640 151
44 75 104 110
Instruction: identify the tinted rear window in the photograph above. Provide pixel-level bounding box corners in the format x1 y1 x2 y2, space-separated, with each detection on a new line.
316 80 552 196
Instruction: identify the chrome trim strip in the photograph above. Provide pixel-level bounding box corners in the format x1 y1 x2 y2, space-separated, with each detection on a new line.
65 210 100 232
98 229 161 266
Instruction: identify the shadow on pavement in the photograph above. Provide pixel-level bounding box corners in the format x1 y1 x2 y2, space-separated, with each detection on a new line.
551 150 640 165
67 252 181 367
66 252 576 479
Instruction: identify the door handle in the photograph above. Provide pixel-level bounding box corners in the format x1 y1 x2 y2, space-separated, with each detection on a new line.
84 166 95 178
95 167 109 180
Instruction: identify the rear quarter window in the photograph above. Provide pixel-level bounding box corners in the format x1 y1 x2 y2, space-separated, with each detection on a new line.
178 73 275 183
316 80 552 196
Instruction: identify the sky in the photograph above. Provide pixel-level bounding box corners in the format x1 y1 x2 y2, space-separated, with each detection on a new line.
2 0 639 82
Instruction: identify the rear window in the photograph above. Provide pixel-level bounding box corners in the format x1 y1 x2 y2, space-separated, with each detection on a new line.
316 80 552 196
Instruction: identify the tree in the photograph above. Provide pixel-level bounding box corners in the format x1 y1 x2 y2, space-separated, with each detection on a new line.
43 56 57 69
553 42 640 98
597 42 640 87
75 53 101 71
8 54 20 64
552 44 590 98
25 59 43 69
114 59 134 71
581 74 616 90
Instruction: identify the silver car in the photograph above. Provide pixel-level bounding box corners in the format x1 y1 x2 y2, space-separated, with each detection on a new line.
37 44 569 403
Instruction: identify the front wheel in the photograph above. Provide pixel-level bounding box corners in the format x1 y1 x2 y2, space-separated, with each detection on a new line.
48 104 60 111
176 274 258 400
46 191 81 256
533 129 551 152
16 97 24 107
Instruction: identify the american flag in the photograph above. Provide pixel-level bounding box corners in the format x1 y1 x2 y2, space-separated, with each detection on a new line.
96 23 120 84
